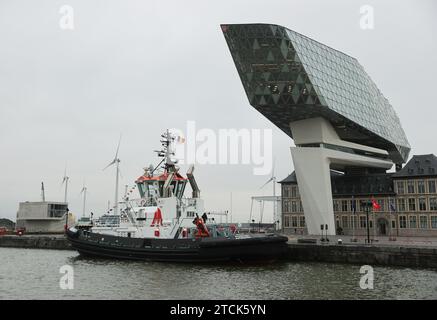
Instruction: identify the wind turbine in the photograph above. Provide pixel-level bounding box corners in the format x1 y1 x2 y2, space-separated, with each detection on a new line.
260 159 277 225
80 182 87 218
61 166 69 203
103 135 121 216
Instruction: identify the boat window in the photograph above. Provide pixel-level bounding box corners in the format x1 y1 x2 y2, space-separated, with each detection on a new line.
180 181 187 198
137 183 146 197
158 181 164 197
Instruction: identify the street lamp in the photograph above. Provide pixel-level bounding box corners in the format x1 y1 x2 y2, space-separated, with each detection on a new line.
361 200 372 244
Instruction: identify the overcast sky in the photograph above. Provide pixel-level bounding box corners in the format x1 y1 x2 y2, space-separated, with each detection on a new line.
0 0 436 222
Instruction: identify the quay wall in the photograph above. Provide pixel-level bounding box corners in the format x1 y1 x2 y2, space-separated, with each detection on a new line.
1 235 437 269
286 243 437 269
0 235 71 250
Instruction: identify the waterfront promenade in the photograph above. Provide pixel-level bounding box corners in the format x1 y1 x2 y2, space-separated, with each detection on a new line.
287 235 437 247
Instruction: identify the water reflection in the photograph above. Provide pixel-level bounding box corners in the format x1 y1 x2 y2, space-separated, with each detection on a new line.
1 248 436 300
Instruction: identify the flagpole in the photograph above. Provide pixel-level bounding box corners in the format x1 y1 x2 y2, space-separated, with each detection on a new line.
373 198 377 242
395 202 399 237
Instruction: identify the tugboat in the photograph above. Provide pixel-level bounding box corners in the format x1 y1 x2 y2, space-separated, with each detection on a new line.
66 131 288 262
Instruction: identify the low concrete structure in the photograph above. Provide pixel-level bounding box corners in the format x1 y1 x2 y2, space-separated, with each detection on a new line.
16 201 75 233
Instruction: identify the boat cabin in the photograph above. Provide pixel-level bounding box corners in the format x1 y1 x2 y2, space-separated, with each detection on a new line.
135 172 187 199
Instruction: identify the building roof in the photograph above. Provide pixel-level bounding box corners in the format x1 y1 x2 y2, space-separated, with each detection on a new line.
278 172 298 184
392 154 437 178
222 23 410 163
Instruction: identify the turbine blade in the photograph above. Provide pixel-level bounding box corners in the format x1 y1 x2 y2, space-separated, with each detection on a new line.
115 134 122 160
103 159 116 171
61 176 66 187
272 157 276 178
260 177 274 189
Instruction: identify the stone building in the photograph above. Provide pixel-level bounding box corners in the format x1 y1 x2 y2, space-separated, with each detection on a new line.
280 154 437 237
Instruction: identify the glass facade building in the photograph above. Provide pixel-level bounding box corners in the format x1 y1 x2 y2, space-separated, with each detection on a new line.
221 23 410 164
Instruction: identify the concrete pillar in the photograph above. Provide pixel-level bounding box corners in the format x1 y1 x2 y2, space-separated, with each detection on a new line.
289 117 393 236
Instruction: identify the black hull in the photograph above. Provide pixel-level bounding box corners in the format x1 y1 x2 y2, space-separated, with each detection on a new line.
66 229 288 263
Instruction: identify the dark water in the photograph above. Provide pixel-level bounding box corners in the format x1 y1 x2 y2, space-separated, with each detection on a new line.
0 248 436 300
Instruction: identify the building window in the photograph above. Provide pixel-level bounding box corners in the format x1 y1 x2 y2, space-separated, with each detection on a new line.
341 200 348 212
417 180 426 194
299 201 303 212
429 180 436 193
391 220 396 229
430 198 437 211
398 198 406 212
359 201 367 212
341 216 348 229
389 198 396 212
409 215 417 228
359 216 367 228
292 216 298 228
284 215 290 228
420 216 428 229
283 200 290 213
283 186 290 198
396 181 405 194
299 216 305 227
419 198 427 211
431 216 437 229
408 198 416 211
377 199 385 212
333 200 339 212
291 186 297 198
399 216 407 229
291 201 297 213
407 181 415 194
350 199 357 213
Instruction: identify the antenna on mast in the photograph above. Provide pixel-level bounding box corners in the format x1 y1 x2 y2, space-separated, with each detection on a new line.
154 130 178 173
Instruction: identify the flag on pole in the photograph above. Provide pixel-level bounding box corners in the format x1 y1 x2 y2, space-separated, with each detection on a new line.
371 198 381 210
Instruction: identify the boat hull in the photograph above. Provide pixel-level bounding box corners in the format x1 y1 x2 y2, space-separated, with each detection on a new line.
66 229 288 263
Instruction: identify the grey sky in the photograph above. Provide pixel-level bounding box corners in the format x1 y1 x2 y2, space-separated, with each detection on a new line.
0 0 436 222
